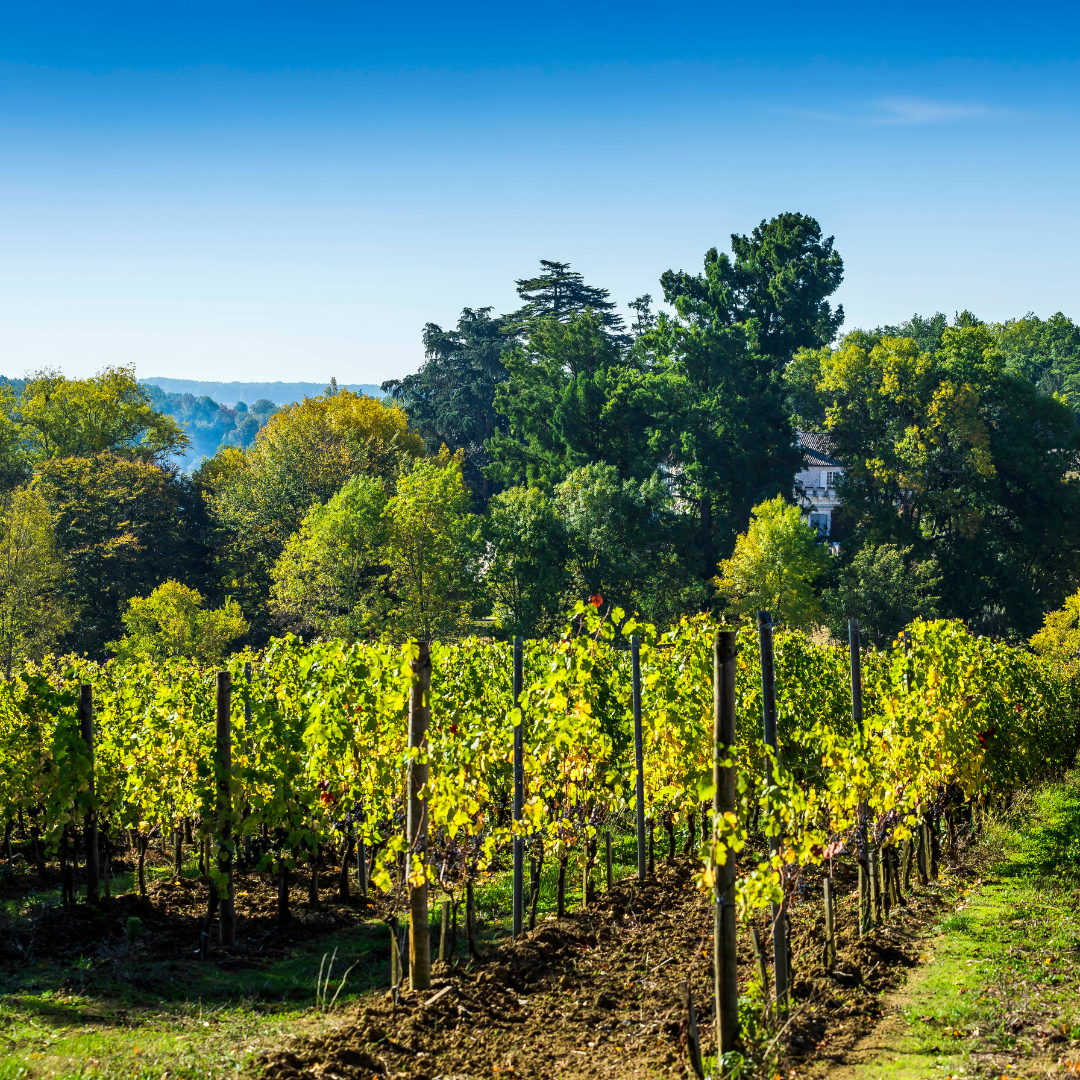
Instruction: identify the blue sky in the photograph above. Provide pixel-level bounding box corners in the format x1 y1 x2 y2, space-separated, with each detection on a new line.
2 2 1079 384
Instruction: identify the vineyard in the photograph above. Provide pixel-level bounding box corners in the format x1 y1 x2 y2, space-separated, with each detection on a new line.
1 602 1078 1072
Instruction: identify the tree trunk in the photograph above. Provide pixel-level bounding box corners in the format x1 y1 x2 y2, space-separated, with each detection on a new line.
339 834 354 901
683 807 696 856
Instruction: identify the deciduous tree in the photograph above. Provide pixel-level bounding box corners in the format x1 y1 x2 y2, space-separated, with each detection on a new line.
109 580 248 663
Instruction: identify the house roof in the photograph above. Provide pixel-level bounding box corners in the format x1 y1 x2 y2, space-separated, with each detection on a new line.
798 431 842 469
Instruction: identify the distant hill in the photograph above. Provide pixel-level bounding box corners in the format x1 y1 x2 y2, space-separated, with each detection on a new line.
142 379 383 405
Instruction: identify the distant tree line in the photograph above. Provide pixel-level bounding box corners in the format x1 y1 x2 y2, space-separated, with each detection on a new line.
1 211 1080 667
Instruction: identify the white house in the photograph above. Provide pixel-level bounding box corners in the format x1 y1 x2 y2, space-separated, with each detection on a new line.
795 432 843 537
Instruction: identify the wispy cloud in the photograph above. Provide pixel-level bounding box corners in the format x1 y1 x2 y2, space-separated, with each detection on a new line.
785 96 1008 127
873 96 991 124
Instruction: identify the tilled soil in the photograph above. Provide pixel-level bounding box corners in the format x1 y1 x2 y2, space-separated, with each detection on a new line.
257 855 962 1080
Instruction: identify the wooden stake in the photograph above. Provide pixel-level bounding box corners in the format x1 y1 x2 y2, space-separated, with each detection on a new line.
823 877 836 970
682 979 705 1079
78 685 99 904
714 628 739 1055
216 671 236 947
439 899 451 961
408 640 432 991
632 636 646 883
512 636 525 940
604 830 613 890
758 611 788 1014
750 926 770 1024
917 821 929 886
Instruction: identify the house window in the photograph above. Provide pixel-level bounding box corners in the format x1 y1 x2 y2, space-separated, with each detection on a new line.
809 512 830 537
826 471 840 489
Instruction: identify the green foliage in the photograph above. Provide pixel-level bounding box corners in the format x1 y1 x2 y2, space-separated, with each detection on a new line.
489 311 649 487
201 390 425 640
504 259 626 341
271 473 391 641
647 214 840 561
382 308 512 502
791 324 1080 636
108 580 248 663
0 486 74 677
992 311 1080 402
824 543 940 647
1030 587 1080 673
270 453 480 644
714 495 829 629
16 367 188 468
482 485 569 638
384 451 479 642
554 462 706 624
33 452 209 659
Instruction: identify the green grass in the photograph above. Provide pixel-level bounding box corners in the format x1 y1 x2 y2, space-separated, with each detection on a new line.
842 773 1080 1079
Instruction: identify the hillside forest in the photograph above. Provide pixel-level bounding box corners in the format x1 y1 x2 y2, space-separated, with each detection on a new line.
3 210 1080 669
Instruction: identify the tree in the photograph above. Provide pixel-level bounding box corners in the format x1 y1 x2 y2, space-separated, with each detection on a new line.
0 487 74 677
992 311 1080 402
108 581 248 663
553 463 707 625
1030 588 1080 673
504 260 626 341
17 367 188 465
647 217 832 562
792 325 1080 636
482 486 569 638
384 451 479 642
270 474 391 641
201 390 425 639
714 495 829 629
823 544 940 648
723 212 845 362
33 453 209 658
382 308 512 501
489 311 653 487
0 367 189 492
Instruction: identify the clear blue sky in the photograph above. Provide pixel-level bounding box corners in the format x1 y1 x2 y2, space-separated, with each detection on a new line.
2 1 1079 384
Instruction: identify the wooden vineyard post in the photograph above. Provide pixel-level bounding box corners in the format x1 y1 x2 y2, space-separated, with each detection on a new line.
79 685 99 903
605 830 613 890
243 660 253 864
632 636 646 883
408 640 432 991
439 899 451 961
849 618 871 937
714 629 739 1056
823 877 836 971
917 821 929 886
216 671 236 947
869 847 881 926
750 927 770 1024
512 636 525 940
758 611 789 1014
356 807 367 897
